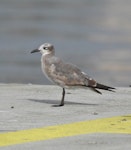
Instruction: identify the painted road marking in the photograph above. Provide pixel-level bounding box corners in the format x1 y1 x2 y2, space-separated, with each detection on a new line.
0 115 131 147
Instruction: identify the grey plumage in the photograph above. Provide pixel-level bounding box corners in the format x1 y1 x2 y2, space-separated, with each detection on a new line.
31 43 115 106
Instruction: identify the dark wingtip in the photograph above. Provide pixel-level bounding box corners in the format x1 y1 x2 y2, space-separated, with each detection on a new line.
107 86 115 90
90 87 102 94
96 83 116 92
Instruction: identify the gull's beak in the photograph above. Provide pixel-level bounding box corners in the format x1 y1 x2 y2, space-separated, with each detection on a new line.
31 49 40 53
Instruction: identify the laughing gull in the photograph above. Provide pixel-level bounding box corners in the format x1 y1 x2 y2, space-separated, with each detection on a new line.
31 43 115 106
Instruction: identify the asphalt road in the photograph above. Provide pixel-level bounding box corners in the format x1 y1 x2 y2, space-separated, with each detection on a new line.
0 84 131 150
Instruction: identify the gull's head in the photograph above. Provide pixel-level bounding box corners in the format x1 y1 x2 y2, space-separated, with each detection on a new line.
31 43 55 55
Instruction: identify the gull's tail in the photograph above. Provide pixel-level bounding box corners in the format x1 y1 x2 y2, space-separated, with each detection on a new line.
91 83 115 94
82 73 116 94
96 83 115 91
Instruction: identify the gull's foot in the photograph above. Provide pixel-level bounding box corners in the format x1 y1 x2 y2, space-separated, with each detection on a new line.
52 103 64 107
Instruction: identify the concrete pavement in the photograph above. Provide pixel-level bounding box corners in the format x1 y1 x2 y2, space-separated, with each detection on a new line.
0 84 131 149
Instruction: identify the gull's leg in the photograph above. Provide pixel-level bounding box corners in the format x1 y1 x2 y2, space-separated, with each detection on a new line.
52 88 65 107
59 88 65 106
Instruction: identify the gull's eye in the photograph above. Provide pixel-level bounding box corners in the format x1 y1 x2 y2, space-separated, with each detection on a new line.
43 47 48 50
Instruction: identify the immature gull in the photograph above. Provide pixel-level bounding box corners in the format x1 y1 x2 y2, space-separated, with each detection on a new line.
31 43 115 106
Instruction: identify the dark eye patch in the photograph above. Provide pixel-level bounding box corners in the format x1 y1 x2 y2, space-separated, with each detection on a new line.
43 47 48 50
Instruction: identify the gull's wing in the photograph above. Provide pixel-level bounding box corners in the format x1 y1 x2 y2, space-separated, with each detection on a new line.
48 60 86 86
44 56 115 93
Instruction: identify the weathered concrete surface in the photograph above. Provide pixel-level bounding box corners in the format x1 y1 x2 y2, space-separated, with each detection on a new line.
0 84 131 150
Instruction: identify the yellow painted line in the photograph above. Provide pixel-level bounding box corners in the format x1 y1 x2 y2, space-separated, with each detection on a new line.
0 115 131 147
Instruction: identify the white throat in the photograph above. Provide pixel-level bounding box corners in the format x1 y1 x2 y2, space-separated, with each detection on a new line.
41 50 51 56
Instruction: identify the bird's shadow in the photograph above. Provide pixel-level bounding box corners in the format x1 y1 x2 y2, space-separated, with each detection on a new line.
27 99 99 106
